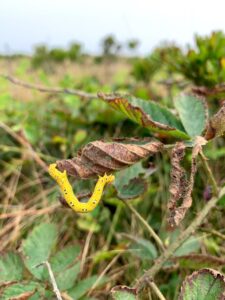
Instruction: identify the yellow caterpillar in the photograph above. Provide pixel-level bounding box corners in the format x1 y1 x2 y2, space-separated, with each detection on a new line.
48 163 115 213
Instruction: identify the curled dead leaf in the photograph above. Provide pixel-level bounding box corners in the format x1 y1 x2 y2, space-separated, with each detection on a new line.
56 138 163 179
167 137 207 229
205 103 225 139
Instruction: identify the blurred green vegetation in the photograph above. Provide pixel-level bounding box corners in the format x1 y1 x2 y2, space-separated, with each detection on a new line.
0 31 225 299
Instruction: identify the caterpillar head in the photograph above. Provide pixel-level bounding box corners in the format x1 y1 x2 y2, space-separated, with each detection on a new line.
103 174 115 184
48 163 67 181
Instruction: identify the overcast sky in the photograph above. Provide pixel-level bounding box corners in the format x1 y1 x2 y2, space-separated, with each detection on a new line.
1 0 225 54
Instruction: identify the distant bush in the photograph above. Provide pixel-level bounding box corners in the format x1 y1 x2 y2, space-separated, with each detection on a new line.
68 43 82 61
131 50 162 83
31 45 51 68
161 31 225 87
49 48 67 63
100 35 122 60
31 42 83 68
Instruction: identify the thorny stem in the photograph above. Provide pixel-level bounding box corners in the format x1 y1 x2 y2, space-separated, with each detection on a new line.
122 199 165 252
37 261 63 300
1 74 97 100
134 149 221 293
199 152 219 196
134 186 225 293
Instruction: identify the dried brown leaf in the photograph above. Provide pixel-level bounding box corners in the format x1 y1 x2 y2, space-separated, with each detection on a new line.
167 137 207 229
56 138 163 179
205 103 225 139
9 290 36 300
111 285 137 298
0 281 17 288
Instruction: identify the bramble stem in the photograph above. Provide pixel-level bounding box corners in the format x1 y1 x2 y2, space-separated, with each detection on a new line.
134 186 225 292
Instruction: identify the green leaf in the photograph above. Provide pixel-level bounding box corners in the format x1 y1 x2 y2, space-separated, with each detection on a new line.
86 99 125 125
174 236 201 256
77 215 101 233
73 129 88 144
0 252 24 283
68 275 107 299
99 94 189 139
128 237 158 260
174 94 207 137
22 223 57 280
50 245 81 273
48 245 81 291
1 282 41 300
0 93 13 110
111 286 137 300
93 250 118 264
115 163 147 199
179 268 225 299
55 262 80 291
173 254 225 270
117 177 147 199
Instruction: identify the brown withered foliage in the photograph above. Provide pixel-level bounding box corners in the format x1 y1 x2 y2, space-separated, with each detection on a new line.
111 285 137 298
167 137 207 229
9 290 36 300
56 138 163 179
192 83 225 97
167 142 188 228
205 102 225 140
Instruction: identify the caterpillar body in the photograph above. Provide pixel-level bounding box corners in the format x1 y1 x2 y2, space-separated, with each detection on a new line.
48 163 115 213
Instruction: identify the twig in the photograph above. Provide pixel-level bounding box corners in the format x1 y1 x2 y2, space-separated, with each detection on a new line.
157 78 189 89
134 186 225 292
199 152 219 196
122 199 165 252
147 280 167 300
87 253 121 296
80 230 93 273
1 74 97 100
0 203 59 219
37 261 63 300
192 83 225 96
0 121 48 171
202 228 225 241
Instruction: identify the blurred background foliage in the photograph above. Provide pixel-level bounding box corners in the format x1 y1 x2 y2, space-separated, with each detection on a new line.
0 31 225 299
